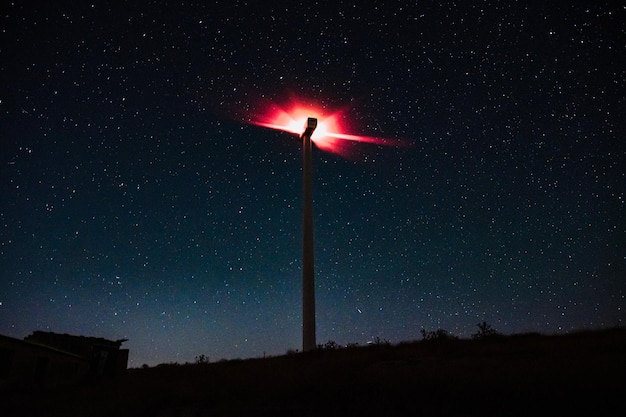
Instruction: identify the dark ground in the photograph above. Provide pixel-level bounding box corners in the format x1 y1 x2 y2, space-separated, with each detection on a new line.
5 328 625 416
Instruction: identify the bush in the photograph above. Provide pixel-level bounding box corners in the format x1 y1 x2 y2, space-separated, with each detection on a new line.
472 321 500 339
371 336 391 346
420 328 458 341
323 340 339 350
195 354 209 364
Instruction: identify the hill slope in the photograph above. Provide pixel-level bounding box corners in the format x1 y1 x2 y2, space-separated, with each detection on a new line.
6 328 625 416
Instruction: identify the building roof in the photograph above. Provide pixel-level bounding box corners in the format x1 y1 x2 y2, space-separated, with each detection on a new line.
0 333 88 361
23 331 128 358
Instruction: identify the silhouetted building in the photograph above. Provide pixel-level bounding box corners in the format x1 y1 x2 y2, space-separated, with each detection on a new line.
0 331 128 390
0 334 89 389
24 331 128 378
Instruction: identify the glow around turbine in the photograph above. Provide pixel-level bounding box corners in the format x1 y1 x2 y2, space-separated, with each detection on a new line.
249 99 402 157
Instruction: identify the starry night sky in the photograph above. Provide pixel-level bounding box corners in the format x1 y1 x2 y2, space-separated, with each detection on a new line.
1 1 624 367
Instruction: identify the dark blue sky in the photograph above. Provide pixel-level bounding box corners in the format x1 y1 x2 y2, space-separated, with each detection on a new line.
1 1 624 366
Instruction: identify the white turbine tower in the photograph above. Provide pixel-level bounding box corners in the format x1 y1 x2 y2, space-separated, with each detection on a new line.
301 117 317 351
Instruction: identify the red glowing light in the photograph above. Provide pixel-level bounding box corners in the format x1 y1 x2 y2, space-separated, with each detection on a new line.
249 99 400 157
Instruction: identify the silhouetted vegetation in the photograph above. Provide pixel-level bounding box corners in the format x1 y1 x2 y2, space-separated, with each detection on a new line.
472 321 501 339
371 336 391 345
194 354 209 364
420 327 458 341
4 327 625 417
321 340 339 350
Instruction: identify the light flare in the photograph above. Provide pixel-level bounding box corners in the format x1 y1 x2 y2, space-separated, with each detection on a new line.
250 99 401 157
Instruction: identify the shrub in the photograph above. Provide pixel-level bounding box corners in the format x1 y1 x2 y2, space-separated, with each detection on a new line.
323 340 339 350
371 336 391 346
472 321 500 339
195 354 209 364
420 328 458 341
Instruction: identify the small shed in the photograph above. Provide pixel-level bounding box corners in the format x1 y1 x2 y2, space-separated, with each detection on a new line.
0 334 89 389
24 331 129 378
1 331 129 390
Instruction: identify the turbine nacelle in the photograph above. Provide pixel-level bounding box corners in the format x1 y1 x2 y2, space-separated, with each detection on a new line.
302 117 317 137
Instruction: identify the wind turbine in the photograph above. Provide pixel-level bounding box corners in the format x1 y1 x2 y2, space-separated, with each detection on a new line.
249 99 401 352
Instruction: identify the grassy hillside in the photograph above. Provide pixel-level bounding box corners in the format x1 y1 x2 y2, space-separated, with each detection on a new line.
6 328 625 416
